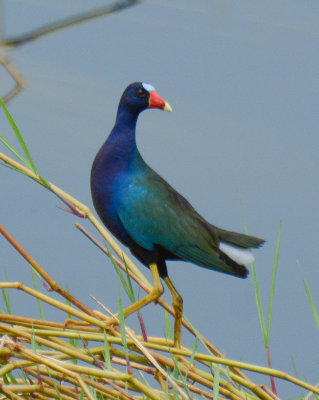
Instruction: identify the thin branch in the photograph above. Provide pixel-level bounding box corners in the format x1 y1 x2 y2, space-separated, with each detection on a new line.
0 224 101 320
0 53 26 103
0 0 142 102
3 1 141 48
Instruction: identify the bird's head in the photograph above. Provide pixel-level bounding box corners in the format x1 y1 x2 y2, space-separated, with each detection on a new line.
120 82 172 114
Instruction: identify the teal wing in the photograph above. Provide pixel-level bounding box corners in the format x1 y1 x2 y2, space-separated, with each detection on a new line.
116 170 245 276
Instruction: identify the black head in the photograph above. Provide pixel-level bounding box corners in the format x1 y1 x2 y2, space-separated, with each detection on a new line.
119 82 172 114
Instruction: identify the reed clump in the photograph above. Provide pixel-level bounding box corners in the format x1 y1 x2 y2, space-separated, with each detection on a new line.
1 98 318 399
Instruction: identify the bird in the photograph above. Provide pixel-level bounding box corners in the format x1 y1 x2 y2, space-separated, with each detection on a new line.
90 82 265 348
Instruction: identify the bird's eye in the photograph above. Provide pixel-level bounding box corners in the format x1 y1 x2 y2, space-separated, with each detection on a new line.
137 89 147 97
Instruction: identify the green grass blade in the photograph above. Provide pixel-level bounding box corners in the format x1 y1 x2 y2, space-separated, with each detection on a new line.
103 330 112 370
31 268 45 320
185 317 233 385
138 370 151 388
303 276 319 331
251 261 267 343
241 205 267 343
6 372 18 385
170 356 183 399
185 336 198 378
117 282 127 349
46 367 63 400
164 309 173 342
184 316 211 353
38 174 51 189
2 374 9 385
65 286 79 362
265 221 282 345
0 96 38 174
290 357 306 399
109 248 135 303
1 271 11 314
172 352 182 379
65 285 73 319
213 363 221 399
290 356 299 379
178 373 192 399
1 287 11 314
124 261 136 302
0 160 21 172
0 134 29 166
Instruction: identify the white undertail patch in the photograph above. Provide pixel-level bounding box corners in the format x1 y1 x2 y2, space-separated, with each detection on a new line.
142 82 155 92
219 242 255 265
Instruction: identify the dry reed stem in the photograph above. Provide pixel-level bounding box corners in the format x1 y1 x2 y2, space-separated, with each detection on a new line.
25 367 130 400
0 281 110 329
92 299 191 400
0 294 317 398
0 53 26 103
0 224 102 320
1 152 318 399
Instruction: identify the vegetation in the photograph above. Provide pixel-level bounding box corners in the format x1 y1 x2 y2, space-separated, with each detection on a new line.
1 99 318 399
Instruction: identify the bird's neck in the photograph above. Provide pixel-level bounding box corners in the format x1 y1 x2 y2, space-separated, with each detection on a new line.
106 107 137 155
115 104 139 128
101 106 143 168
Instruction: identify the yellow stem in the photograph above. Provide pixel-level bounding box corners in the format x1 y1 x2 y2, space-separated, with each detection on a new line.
0 282 109 328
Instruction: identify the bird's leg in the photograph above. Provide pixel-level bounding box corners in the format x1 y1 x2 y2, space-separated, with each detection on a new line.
163 276 183 348
117 263 164 319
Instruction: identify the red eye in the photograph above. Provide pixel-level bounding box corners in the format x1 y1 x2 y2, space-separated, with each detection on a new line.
137 89 147 97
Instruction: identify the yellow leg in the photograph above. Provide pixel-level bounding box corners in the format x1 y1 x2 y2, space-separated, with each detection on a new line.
163 276 183 348
120 263 164 318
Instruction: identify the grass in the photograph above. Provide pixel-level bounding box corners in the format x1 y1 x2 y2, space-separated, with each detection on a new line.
242 206 282 395
1 98 319 399
303 276 319 333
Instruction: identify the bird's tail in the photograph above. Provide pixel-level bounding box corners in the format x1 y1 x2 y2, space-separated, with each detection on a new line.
215 226 265 249
219 241 255 265
217 247 249 278
214 225 264 269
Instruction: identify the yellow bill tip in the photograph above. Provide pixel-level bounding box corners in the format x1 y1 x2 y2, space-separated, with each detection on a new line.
163 101 173 112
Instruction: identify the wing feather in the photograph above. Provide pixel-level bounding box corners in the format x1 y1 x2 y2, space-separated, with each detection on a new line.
116 170 239 272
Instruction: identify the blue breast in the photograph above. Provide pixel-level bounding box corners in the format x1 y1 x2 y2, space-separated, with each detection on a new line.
90 128 145 249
